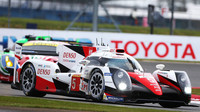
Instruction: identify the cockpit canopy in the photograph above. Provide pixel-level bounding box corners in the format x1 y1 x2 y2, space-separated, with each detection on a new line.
86 52 144 72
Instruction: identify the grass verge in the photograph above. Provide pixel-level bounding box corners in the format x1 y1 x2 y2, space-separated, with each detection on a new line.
192 89 200 95
0 96 178 112
1 17 200 36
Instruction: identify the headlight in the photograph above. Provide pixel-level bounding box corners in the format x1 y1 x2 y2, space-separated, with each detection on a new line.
184 87 192 94
180 75 187 82
112 69 132 91
118 82 127 91
176 71 191 95
5 56 13 67
118 71 124 78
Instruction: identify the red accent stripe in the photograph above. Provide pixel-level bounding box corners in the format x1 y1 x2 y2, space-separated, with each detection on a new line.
14 54 21 60
158 75 181 92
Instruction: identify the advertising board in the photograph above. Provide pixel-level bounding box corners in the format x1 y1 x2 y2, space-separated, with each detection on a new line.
0 28 199 61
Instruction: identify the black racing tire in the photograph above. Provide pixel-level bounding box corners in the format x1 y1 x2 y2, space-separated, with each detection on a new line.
21 63 46 97
159 102 182 108
89 69 104 102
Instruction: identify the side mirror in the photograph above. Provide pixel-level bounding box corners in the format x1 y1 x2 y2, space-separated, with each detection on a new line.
156 64 165 70
4 48 10 52
79 60 90 65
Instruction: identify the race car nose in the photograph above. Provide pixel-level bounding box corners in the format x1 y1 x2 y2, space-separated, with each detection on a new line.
128 72 163 96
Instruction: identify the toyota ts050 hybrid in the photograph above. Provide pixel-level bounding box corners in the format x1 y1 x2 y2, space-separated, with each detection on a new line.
0 35 92 82
11 40 191 108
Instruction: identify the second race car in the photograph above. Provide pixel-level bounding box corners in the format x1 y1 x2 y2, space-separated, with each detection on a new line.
0 35 52 82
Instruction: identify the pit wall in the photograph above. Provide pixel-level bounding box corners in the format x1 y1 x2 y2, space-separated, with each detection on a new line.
0 28 200 61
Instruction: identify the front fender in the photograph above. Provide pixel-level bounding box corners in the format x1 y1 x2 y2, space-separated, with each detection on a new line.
82 66 117 90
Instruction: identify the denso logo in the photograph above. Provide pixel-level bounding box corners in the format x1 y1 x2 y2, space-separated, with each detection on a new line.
63 52 76 59
37 69 50 75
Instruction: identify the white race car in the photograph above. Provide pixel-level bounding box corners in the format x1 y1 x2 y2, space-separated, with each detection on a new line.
11 41 191 108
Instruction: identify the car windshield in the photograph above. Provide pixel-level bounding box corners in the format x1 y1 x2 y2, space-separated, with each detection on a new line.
105 58 143 72
86 56 143 72
22 45 57 56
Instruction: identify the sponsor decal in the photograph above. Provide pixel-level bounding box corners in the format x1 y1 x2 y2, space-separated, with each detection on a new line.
62 52 76 63
84 70 89 75
38 64 50 68
63 59 76 63
80 78 88 92
38 64 43 67
15 47 21 50
139 75 157 83
37 69 50 75
107 96 124 102
104 73 112 76
63 52 76 59
43 65 50 68
138 75 152 78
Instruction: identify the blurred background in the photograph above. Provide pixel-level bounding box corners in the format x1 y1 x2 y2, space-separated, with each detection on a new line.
1 0 200 36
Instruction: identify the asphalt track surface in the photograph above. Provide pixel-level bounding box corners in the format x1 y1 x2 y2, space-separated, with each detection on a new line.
0 61 200 112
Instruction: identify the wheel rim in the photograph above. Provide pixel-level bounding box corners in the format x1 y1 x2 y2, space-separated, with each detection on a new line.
22 68 34 92
90 73 104 98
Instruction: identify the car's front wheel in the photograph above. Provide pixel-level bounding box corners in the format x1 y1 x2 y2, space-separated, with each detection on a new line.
21 63 46 97
89 69 104 102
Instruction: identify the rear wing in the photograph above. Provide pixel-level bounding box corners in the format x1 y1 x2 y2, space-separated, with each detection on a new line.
25 35 52 41
52 40 93 47
56 45 96 72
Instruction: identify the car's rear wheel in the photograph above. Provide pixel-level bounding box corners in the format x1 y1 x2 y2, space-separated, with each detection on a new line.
89 69 104 101
21 63 46 97
159 102 182 108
